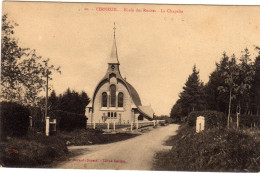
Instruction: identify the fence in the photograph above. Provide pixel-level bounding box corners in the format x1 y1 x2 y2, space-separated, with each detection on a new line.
87 120 166 131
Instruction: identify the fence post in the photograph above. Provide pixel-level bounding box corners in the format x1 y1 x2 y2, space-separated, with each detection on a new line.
113 120 116 131
130 122 133 132
46 117 50 136
136 120 139 130
153 120 156 127
93 121 96 129
29 116 33 129
107 121 110 130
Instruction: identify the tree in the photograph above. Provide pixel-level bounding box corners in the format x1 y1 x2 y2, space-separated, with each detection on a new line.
179 65 204 113
205 55 230 113
218 53 239 128
49 88 90 115
251 50 260 116
170 65 205 122
233 49 255 128
1 14 60 107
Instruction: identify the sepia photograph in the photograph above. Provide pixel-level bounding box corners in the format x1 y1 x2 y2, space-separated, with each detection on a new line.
0 1 260 172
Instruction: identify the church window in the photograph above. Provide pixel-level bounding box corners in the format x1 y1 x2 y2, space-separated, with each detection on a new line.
108 112 110 117
114 112 117 118
110 85 116 107
118 92 124 107
102 92 107 107
111 112 114 118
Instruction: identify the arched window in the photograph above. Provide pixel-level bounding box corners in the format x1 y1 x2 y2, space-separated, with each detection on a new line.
118 92 124 107
102 92 107 107
110 85 116 107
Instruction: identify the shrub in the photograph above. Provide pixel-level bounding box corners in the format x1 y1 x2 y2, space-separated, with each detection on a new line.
0 132 68 167
153 125 260 171
0 102 30 139
240 115 260 128
54 110 87 131
187 110 226 128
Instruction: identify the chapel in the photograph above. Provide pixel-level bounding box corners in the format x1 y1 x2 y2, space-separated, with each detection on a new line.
85 25 155 124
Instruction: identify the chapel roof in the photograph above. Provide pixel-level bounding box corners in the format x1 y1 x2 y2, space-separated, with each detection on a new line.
108 23 119 64
138 105 154 120
125 81 142 107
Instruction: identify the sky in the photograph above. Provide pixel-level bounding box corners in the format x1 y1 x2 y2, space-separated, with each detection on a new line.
2 2 260 115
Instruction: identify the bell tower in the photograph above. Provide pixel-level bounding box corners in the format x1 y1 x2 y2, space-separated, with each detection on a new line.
107 22 121 77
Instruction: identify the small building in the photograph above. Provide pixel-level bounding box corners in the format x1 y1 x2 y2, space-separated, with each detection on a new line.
85 27 155 124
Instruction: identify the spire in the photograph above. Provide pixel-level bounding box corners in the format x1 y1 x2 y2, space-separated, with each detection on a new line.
109 22 119 64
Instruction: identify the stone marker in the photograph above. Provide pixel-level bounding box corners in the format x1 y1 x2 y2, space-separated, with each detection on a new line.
196 116 205 133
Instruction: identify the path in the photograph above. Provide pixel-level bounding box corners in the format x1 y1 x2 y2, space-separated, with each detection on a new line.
54 124 179 170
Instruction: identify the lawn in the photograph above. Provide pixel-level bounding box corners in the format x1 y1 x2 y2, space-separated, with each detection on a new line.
0 128 139 167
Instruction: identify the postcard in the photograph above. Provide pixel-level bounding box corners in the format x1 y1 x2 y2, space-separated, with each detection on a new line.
1 1 260 172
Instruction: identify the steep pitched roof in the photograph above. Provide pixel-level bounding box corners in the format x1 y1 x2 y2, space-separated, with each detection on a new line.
109 37 119 64
138 105 154 120
125 81 142 107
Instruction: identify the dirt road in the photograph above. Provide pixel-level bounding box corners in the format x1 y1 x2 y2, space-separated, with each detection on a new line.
54 124 179 170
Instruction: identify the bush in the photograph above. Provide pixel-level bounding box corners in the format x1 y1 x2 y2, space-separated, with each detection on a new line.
153 125 260 171
240 115 260 128
0 102 30 139
187 110 226 128
54 110 87 131
0 132 68 167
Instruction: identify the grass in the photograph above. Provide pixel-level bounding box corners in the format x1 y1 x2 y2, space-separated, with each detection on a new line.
0 128 139 167
0 131 68 167
58 128 139 146
153 124 260 172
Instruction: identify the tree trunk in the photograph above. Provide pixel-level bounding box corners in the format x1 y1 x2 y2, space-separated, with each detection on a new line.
228 89 232 128
236 103 241 129
257 104 259 116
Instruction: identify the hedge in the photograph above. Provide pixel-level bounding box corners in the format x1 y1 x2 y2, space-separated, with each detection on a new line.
0 102 30 139
240 115 260 128
0 131 68 167
53 110 87 131
153 125 260 171
187 110 226 128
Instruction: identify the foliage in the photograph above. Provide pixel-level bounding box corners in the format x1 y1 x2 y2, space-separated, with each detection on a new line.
186 110 226 128
54 110 87 131
1 14 60 107
0 102 30 139
0 132 68 167
153 124 260 171
170 65 205 122
170 48 260 128
155 115 174 124
48 88 90 115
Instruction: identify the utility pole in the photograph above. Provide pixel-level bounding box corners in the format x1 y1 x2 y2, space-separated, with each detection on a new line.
45 69 50 136
45 69 49 119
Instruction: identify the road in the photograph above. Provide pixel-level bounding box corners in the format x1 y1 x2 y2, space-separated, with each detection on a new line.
54 124 179 170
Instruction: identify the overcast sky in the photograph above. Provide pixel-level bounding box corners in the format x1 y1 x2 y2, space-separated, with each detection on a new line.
3 2 260 115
